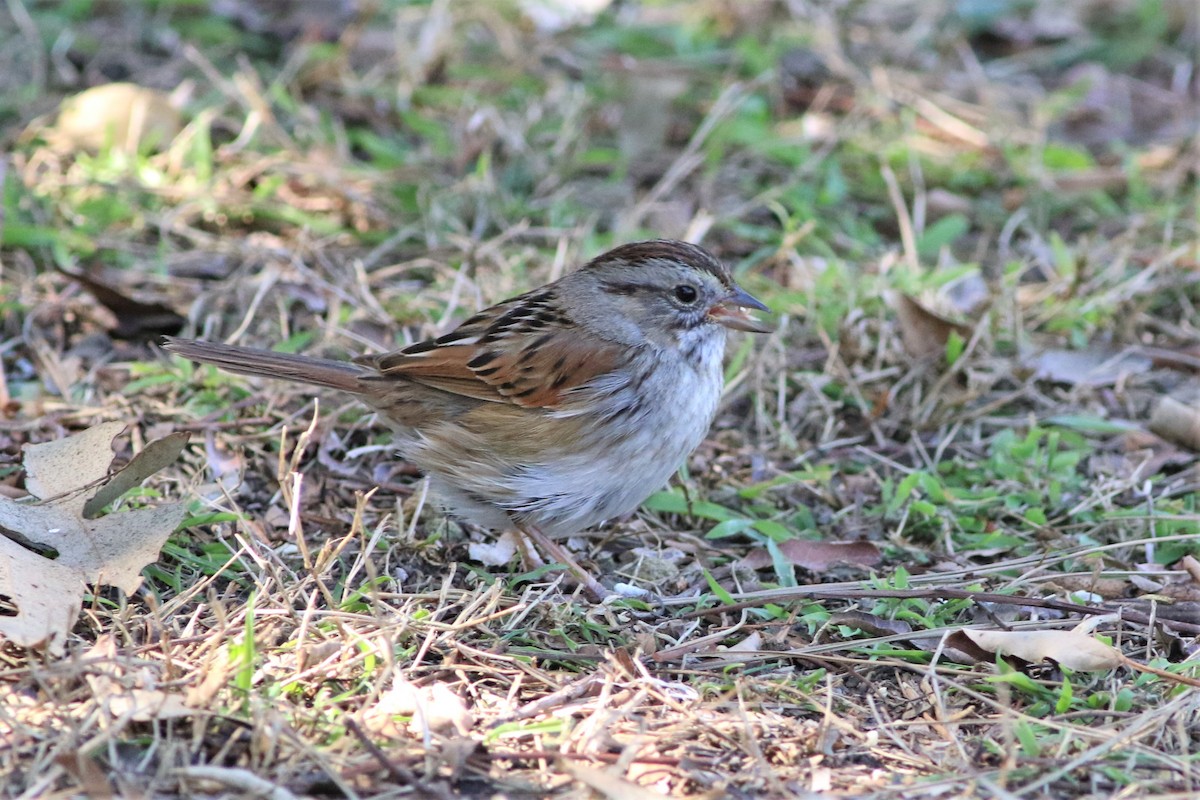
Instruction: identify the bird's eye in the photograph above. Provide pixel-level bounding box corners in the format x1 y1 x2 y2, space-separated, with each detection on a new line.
673 284 699 304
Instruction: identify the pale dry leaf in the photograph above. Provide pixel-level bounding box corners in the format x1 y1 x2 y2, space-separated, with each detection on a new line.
0 536 84 653
106 689 197 721
520 0 612 33
626 546 685 583
694 630 765 667
725 630 763 653
414 682 474 737
187 649 234 708
364 677 474 738
1029 348 1152 387
22 421 126 504
172 766 299 800
83 635 202 721
44 83 182 153
204 430 244 495
468 531 519 567
0 425 188 653
962 629 1123 672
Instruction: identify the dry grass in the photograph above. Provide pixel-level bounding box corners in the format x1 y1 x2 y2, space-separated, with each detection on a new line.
2 0 1200 797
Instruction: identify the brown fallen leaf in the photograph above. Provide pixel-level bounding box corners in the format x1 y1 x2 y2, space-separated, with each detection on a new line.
1104 429 1195 481
941 630 997 664
0 423 188 653
1149 397 1200 451
738 540 882 572
891 292 973 359
59 267 185 340
561 762 670 800
54 751 113 800
1043 575 1129 600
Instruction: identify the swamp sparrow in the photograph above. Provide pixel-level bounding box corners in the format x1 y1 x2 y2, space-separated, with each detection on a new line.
162 240 771 598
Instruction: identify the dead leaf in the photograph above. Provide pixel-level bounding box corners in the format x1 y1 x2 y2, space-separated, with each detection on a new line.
0 423 188 653
59 267 185 340
468 531 519 567
363 677 474 738
83 432 189 517
891 292 973 359
625 546 685 583
686 630 766 667
81 635 202 722
520 0 613 33
41 83 182 153
1029 348 1152 387
738 540 882 572
54 752 113 799
562 762 667 800
187 649 234 708
1043 575 1129 600
1091 429 1196 482
1149 398 1200 451
204 430 244 496
940 630 996 664
107 688 197 720
1182 555 1200 585
961 628 1123 671
724 630 763 653
1057 62 1196 151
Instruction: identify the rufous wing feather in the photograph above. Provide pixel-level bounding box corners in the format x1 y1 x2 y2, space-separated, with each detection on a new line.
363 291 622 408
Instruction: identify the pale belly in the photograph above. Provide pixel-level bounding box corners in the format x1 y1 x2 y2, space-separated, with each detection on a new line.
401 335 726 538
495 338 724 536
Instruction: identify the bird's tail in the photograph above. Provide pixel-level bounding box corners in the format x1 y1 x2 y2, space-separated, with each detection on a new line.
160 336 367 393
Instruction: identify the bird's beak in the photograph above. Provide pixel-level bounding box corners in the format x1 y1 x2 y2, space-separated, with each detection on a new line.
709 285 773 333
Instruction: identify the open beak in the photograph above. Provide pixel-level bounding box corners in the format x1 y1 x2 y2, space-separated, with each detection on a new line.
709 285 773 333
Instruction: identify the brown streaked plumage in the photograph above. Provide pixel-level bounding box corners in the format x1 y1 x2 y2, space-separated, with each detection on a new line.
160 239 771 599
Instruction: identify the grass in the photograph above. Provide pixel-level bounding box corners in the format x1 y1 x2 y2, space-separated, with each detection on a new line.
2 0 1199 797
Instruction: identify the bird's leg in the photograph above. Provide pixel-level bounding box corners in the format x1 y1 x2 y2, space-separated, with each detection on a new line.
515 523 610 602
511 531 547 570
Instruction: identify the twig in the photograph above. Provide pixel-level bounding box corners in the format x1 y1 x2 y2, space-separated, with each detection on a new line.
677 586 1200 635
345 719 455 800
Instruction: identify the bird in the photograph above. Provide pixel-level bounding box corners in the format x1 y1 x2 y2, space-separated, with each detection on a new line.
161 239 772 599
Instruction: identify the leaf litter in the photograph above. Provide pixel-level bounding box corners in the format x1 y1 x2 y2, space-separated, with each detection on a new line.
3 0 1200 797
0 422 188 653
